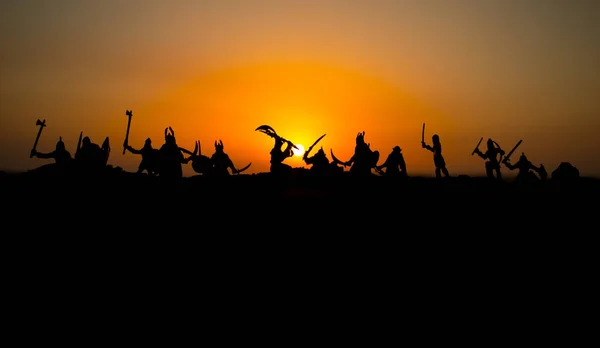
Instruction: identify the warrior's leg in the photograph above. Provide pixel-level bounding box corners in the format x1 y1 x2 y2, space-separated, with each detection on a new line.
485 161 494 178
435 167 442 178
442 167 450 177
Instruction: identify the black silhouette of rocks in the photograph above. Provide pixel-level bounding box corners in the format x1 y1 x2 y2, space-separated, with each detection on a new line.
551 162 580 180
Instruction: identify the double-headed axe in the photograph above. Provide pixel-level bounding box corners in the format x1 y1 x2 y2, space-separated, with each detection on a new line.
123 110 133 154
30 119 46 158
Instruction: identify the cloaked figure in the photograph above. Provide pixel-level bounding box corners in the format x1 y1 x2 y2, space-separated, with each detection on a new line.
422 134 450 178
31 136 73 167
303 147 343 176
343 131 380 176
376 146 407 177
270 136 294 176
75 135 110 172
125 137 158 175
503 152 547 183
210 140 239 176
473 138 504 180
157 127 185 179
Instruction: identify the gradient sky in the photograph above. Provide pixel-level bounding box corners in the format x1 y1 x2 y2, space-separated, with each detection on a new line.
1 0 599 177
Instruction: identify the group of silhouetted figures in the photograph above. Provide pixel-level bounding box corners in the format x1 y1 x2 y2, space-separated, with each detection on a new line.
28 114 581 183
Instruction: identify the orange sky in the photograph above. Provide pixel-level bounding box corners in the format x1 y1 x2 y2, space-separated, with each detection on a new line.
1 0 599 177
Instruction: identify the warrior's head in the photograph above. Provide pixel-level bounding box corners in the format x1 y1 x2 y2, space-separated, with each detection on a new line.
519 152 528 161
316 147 326 158
215 140 224 153
393 145 401 153
144 137 152 148
164 127 176 145
486 138 495 150
56 137 65 151
432 134 440 144
82 136 91 147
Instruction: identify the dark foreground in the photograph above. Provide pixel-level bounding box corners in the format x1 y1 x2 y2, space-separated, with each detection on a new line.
2 167 597 308
2 167 597 215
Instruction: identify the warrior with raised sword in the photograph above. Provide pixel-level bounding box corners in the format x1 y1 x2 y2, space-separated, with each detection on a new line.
472 137 505 180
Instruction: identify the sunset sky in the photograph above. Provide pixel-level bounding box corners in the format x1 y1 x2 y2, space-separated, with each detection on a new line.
1 0 599 177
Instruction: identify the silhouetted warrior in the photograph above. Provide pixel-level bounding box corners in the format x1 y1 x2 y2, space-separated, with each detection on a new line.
211 140 239 176
473 138 504 179
31 136 73 166
503 152 547 182
75 136 110 172
270 136 294 175
344 131 379 176
376 146 407 177
157 127 185 179
303 147 343 176
125 137 158 175
422 134 450 178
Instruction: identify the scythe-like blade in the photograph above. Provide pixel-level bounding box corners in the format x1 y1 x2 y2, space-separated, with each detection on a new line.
255 125 276 135
330 149 346 166
235 162 252 174
304 133 326 159
179 146 195 156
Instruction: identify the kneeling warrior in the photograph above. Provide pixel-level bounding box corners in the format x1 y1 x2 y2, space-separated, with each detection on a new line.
376 145 407 177
503 152 547 182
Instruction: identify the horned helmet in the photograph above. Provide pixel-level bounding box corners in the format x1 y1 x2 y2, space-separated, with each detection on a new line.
164 127 176 145
214 139 224 153
356 131 366 145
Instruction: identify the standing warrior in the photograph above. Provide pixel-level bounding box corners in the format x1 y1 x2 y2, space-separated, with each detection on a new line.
473 138 504 180
422 134 450 178
31 136 73 167
125 137 159 175
503 152 547 182
376 146 407 177
157 127 186 179
75 134 110 172
210 140 249 176
332 131 379 176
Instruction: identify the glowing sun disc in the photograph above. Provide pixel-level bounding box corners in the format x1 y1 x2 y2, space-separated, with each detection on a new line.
292 144 305 157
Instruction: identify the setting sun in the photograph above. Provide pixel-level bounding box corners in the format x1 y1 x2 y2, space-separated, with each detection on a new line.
292 144 305 157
